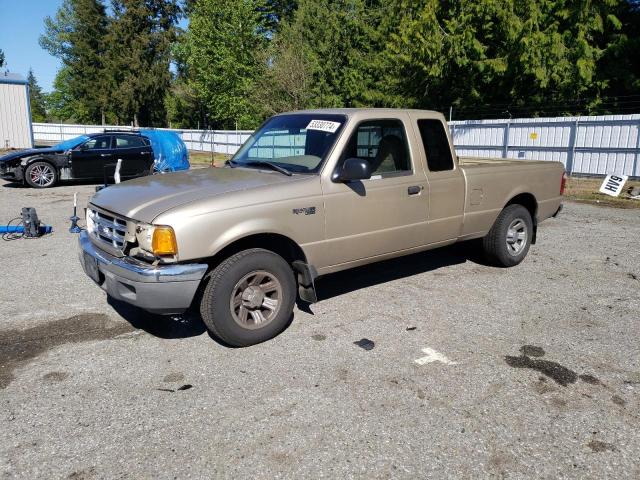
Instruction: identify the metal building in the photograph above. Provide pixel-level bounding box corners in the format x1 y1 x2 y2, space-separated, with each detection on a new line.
0 72 33 149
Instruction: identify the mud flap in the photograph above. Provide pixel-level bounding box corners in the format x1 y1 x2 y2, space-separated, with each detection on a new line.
292 260 318 303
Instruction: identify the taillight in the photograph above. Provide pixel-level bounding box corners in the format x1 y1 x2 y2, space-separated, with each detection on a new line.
560 172 568 195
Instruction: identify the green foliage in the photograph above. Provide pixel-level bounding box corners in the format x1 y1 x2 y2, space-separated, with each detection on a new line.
182 0 267 129
383 0 638 117
40 0 110 123
106 0 181 127
39 0 640 125
45 67 78 122
249 0 391 118
27 69 48 122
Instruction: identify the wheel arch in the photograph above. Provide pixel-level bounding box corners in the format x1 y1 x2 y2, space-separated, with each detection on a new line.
198 232 317 303
24 156 58 168
504 192 538 243
205 232 308 270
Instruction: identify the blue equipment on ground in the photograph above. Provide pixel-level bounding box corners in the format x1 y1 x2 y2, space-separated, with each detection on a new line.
1 207 53 239
0 225 53 235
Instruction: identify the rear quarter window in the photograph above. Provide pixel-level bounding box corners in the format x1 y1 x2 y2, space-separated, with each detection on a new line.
115 135 147 148
417 119 454 172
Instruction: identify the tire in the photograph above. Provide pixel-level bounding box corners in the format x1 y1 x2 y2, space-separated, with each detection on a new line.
200 248 297 347
24 161 57 188
482 204 533 267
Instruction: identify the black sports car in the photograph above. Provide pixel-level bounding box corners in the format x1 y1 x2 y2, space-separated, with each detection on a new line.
0 131 154 188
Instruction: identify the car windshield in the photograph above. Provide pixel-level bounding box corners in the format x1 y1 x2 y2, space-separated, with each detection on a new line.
53 135 90 150
230 114 346 173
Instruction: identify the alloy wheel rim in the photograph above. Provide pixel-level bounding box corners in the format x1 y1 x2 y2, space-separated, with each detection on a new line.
506 218 527 256
229 270 282 330
30 164 54 187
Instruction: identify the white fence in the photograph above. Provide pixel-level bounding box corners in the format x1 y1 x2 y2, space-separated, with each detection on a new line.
33 113 640 176
32 123 253 155
450 114 640 177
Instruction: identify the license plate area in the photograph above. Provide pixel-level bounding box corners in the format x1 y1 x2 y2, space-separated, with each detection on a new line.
83 252 103 284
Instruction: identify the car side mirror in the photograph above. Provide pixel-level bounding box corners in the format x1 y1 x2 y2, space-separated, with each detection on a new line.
79 143 89 151
333 157 372 182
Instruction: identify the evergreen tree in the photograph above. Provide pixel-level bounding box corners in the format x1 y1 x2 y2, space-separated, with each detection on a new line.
183 0 268 129
383 0 632 117
40 0 110 123
165 37 207 128
106 0 181 127
46 67 78 123
252 0 389 115
27 69 48 122
0 48 5 69
596 0 640 110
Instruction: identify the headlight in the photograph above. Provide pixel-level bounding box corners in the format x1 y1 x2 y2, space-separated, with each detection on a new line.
135 223 177 256
86 209 96 234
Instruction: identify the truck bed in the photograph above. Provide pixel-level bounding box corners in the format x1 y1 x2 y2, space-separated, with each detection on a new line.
459 156 555 168
457 155 564 239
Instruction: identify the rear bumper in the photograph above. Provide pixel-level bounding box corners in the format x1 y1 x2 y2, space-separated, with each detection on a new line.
78 231 208 314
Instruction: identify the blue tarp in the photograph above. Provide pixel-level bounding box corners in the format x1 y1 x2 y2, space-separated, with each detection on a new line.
139 130 190 172
53 135 90 150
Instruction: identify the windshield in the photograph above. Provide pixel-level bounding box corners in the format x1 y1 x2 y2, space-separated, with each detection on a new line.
53 135 90 150
231 114 346 173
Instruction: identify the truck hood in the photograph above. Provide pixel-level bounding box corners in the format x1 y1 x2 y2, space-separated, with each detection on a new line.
90 166 306 223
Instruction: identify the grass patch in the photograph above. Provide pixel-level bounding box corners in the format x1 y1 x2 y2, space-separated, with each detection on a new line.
564 176 640 209
189 151 231 168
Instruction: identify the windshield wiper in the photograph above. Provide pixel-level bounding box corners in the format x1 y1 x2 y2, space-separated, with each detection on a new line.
228 159 292 176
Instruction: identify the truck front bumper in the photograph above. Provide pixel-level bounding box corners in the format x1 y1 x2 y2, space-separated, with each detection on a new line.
78 231 208 314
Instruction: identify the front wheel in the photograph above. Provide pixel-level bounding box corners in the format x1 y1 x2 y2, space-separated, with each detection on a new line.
200 248 297 347
25 161 57 188
482 204 533 267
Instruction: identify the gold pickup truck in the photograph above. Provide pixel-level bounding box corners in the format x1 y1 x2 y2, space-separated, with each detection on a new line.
79 109 565 346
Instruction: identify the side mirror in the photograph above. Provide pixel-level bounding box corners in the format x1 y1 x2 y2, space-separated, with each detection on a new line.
333 157 372 182
79 143 89 151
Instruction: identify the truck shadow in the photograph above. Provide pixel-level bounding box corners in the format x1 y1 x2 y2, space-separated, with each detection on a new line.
313 241 485 302
107 297 207 339
107 241 487 342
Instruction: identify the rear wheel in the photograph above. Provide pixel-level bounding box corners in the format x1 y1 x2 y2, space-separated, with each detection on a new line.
200 248 296 347
482 204 533 267
25 161 57 188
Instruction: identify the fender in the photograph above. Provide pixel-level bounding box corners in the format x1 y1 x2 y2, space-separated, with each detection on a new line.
205 218 308 261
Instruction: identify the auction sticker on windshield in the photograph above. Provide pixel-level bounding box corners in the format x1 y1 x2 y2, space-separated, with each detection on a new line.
306 120 341 133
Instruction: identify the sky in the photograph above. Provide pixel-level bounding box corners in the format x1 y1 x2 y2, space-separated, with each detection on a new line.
0 0 63 92
0 0 188 93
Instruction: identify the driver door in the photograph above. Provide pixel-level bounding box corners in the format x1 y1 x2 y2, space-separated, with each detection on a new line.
71 135 114 179
321 115 430 266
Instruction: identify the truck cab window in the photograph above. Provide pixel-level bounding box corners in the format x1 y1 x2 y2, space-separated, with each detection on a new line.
342 119 411 176
417 119 454 172
232 113 346 173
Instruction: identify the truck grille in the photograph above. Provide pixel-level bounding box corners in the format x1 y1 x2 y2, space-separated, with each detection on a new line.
88 209 127 250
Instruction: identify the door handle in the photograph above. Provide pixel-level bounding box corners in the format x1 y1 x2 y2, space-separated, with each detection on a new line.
407 185 423 195
100 153 112 157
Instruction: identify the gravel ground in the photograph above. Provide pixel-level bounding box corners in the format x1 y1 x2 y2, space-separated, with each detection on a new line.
1 177 639 479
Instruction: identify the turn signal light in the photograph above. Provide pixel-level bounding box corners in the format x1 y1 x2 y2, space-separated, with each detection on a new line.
152 226 178 256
